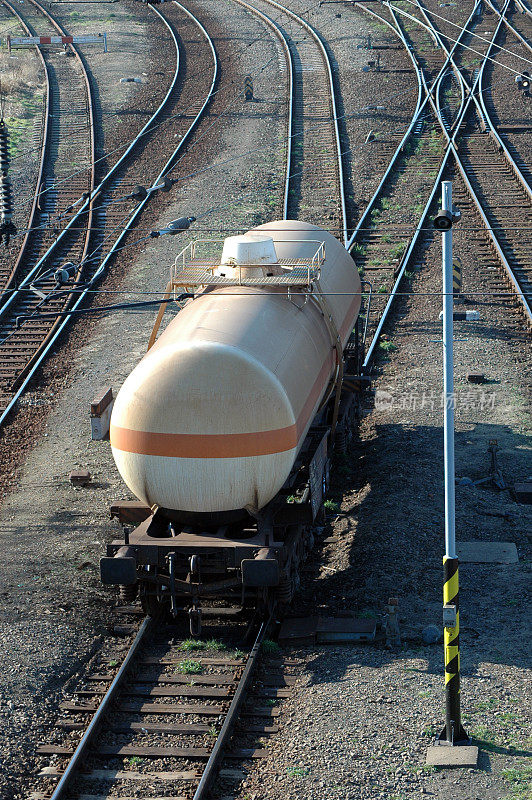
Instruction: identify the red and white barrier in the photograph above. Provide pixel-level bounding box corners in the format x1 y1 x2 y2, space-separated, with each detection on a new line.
7 33 107 52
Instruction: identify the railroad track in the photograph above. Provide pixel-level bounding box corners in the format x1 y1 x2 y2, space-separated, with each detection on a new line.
0 0 95 299
30 614 292 800
0 0 95 415
398 0 532 326
232 0 348 245
11 6 532 799
0 0 50 295
481 0 532 182
419 0 532 324
0 0 218 428
349 0 532 367
347 0 473 364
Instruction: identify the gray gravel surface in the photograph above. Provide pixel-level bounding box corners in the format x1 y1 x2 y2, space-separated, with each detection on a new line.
0 0 287 796
0 1 530 799
225 232 531 799
219 5 531 800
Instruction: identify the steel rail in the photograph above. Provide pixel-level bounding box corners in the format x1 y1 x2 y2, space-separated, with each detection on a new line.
90 0 218 276
393 3 532 228
399 3 503 147
346 0 482 252
46 614 267 800
486 0 532 53
386 0 532 197
0 0 97 395
416 3 488 140
363 158 450 368
416 0 532 321
355 0 490 366
477 2 532 196
411 0 465 118
85 0 217 284
0 0 182 318
3 0 98 393
192 618 270 800
0 0 51 295
1 0 96 298
0 0 218 428
393 0 532 325
358 2 466 366
448 0 532 198
346 1 478 231
253 0 348 246
391 0 479 120
229 0 294 219
346 3 422 251
48 616 153 800
513 0 532 17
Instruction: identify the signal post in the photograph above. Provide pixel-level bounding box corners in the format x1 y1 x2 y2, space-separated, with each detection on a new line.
426 182 478 768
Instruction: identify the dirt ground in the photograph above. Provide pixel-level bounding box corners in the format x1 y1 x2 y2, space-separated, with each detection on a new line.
228 189 532 800
0 1 530 799
0 0 287 796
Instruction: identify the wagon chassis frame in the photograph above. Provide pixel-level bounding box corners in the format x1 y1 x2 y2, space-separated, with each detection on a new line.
102 307 367 627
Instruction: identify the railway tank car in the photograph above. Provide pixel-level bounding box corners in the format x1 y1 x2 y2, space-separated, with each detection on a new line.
101 220 363 629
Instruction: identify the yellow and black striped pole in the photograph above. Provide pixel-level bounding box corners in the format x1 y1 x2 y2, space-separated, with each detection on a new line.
452 258 462 298
438 183 469 748
439 556 469 744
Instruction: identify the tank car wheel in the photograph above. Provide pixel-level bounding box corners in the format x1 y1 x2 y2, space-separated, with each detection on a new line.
257 587 276 619
189 606 202 636
140 588 164 618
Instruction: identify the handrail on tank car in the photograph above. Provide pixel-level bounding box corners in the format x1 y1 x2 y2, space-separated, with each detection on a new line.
172 238 326 284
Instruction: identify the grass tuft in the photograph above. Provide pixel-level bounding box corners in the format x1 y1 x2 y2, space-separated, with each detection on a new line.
262 639 281 655
287 766 310 777
177 659 203 674
205 638 225 651
180 639 206 651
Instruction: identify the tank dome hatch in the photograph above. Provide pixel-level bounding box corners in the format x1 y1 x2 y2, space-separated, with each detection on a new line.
216 233 283 279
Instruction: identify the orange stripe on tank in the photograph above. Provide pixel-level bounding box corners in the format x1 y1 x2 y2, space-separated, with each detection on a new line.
111 424 298 459
111 291 361 459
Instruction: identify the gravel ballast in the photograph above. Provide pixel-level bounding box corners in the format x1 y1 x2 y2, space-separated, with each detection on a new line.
0 1 530 799
0 0 287 796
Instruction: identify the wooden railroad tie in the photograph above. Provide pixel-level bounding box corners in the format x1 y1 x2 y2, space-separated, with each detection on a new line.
37 744 268 759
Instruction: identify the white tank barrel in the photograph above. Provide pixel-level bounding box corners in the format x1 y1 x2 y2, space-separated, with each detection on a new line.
110 220 361 513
